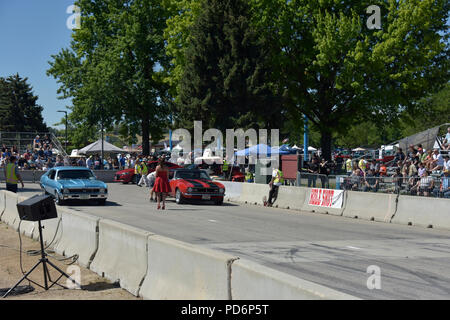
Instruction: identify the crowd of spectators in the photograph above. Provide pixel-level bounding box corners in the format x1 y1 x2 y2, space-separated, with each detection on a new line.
341 143 449 198
0 134 56 170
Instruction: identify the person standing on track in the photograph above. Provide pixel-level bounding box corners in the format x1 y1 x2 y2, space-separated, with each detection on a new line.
153 157 171 210
4 156 24 193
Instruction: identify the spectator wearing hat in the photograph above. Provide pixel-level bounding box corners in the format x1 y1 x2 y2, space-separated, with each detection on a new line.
416 147 427 164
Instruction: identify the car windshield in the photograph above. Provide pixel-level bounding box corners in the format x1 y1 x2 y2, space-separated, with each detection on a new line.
176 170 211 180
57 170 95 180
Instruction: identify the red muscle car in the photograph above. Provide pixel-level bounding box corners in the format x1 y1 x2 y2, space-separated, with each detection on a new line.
114 161 181 184
169 169 225 205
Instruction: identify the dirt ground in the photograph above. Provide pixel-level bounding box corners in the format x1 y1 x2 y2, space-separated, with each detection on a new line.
0 221 141 300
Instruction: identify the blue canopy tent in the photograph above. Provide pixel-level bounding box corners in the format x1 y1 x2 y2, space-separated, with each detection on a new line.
235 144 292 157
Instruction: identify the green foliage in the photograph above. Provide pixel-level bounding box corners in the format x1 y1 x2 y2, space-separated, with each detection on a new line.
175 0 284 132
399 83 450 136
248 0 449 159
0 74 48 132
47 0 171 155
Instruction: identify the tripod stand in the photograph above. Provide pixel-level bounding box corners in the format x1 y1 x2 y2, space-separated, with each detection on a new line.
2 219 80 298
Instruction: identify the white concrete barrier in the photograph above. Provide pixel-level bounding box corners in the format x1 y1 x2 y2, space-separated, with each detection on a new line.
0 192 5 219
343 191 396 222
219 181 243 202
31 212 62 247
1 191 19 228
90 219 152 296
140 235 237 300
231 258 359 300
16 195 36 237
54 208 99 268
238 183 269 206
391 195 450 230
301 188 345 216
274 186 307 210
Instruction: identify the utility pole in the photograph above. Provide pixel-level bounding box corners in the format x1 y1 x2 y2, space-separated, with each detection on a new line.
57 110 68 154
100 105 104 170
303 114 309 163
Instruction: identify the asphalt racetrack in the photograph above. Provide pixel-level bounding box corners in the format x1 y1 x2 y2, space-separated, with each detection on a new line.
18 183 450 299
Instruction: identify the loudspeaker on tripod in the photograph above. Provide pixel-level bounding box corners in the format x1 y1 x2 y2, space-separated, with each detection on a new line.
17 194 57 222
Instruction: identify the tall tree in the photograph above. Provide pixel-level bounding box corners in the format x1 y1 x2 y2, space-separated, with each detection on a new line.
173 0 283 132
250 0 449 160
47 0 170 155
0 74 48 132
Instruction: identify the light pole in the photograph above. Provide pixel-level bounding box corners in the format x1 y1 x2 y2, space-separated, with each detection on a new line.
57 110 68 154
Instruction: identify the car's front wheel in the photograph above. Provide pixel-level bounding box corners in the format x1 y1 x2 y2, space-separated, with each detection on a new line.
175 188 185 204
55 192 65 206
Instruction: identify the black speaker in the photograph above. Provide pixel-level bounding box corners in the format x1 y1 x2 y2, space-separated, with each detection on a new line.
17 195 57 222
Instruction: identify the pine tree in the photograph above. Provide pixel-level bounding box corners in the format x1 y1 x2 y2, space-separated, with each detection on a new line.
176 0 283 132
0 74 48 132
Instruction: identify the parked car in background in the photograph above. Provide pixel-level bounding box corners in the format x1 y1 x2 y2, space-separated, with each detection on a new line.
114 161 181 184
40 167 108 205
169 169 225 205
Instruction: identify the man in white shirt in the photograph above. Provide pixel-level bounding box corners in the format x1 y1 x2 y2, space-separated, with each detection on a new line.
431 148 444 171
147 171 157 202
443 155 450 171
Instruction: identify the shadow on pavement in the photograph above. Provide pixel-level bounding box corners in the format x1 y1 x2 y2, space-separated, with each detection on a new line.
81 281 120 292
62 200 122 207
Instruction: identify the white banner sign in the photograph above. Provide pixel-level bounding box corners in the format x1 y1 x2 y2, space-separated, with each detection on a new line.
308 188 344 208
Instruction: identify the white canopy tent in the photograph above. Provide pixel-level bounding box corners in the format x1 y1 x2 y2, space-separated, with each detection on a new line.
78 139 125 155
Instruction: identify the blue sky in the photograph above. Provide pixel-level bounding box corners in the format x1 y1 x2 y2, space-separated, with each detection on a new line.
0 0 75 129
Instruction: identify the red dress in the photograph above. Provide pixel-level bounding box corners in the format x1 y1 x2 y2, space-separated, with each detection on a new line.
153 169 171 193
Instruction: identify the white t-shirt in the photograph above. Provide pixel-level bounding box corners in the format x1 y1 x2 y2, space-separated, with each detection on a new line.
147 171 156 183
433 153 444 167
444 159 450 171
445 132 450 142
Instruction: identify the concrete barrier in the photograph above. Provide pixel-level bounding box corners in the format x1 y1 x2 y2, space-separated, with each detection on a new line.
219 181 243 202
1 191 19 228
343 191 396 222
230 258 359 300
15 195 36 237
274 186 307 210
391 195 450 230
90 219 152 296
93 170 117 183
301 188 345 216
0 192 5 219
31 210 62 248
238 183 269 206
140 235 237 300
54 208 100 268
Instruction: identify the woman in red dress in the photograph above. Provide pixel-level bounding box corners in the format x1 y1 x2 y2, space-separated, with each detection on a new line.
153 157 171 210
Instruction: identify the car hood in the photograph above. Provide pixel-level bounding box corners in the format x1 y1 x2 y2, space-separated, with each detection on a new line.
116 169 134 175
57 179 107 188
181 179 224 189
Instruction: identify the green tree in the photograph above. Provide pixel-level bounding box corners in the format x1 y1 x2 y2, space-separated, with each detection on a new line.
175 0 283 132
250 0 449 160
47 0 171 155
399 82 450 136
0 74 48 132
